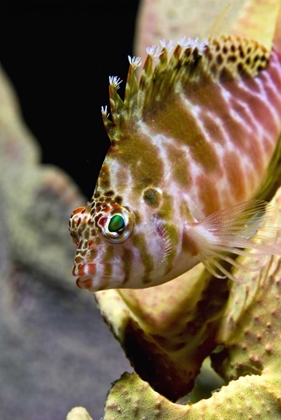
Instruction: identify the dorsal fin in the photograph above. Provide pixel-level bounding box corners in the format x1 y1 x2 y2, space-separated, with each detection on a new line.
102 35 270 142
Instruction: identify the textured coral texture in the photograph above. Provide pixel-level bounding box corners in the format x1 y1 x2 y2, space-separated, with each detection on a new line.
66 407 93 420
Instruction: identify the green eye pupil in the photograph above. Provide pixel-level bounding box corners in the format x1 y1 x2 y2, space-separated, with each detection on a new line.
108 214 125 233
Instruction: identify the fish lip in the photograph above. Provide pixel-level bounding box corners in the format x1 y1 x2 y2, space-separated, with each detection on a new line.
72 262 118 292
75 276 99 291
75 273 112 292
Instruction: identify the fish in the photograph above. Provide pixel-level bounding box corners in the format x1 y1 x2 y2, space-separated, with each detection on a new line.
69 0 281 292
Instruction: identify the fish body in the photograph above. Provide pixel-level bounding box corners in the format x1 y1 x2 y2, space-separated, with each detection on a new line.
69 5 281 292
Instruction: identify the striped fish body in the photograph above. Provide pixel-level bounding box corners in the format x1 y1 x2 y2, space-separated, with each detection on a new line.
69 30 281 291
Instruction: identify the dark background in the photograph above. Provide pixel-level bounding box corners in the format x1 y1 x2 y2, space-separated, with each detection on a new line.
0 4 141 419
0 1 140 199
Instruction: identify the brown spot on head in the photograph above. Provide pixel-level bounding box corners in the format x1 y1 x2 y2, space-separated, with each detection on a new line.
105 190 114 196
143 188 161 208
115 195 123 205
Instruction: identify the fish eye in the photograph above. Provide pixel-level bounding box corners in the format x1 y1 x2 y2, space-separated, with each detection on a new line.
108 214 125 233
101 208 133 243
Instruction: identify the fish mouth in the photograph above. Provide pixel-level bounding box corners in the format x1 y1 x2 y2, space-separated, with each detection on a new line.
72 263 121 292
76 276 109 292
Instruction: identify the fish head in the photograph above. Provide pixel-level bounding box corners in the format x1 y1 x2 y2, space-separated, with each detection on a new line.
69 152 176 292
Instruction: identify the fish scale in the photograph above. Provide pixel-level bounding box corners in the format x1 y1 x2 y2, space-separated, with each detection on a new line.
69 27 281 291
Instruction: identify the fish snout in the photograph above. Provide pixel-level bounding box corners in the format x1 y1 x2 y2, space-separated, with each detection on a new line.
69 205 92 245
73 262 124 292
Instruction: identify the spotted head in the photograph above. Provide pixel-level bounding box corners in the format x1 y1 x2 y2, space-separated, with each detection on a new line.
68 159 181 291
68 46 199 291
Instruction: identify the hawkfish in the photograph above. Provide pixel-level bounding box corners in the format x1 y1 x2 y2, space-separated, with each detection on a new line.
69 1 281 292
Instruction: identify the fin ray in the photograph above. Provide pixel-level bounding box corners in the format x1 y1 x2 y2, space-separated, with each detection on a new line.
186 199 281 282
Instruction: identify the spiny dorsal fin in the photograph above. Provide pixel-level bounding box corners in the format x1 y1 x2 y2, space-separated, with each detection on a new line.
102 35 270 142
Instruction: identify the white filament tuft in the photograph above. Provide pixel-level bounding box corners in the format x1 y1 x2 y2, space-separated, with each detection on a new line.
178 36 208 53
146 44 163 58
109 76 122 90
128 55 142 68
101 106 109 118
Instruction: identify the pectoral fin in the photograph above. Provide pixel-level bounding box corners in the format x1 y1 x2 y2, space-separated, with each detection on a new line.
185 200 281 282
